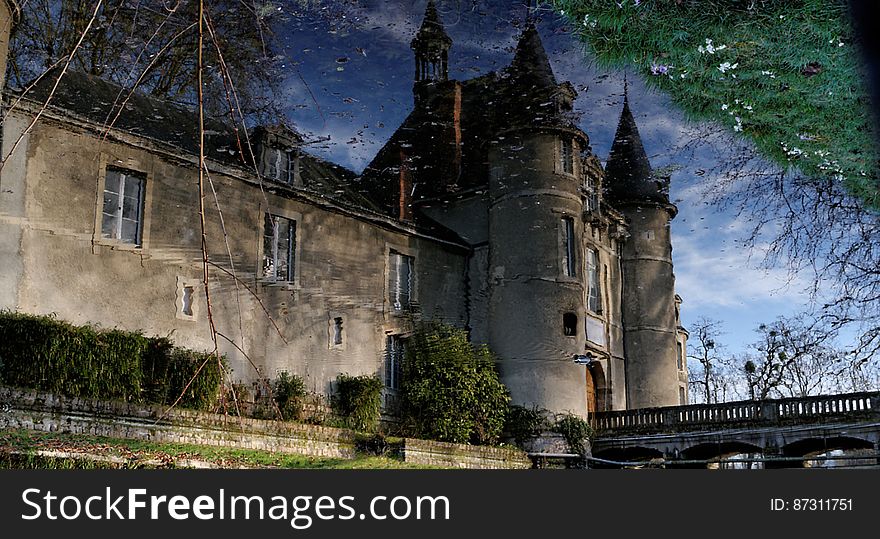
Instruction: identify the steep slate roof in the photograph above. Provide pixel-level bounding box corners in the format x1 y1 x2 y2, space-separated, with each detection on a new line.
17 69 383 213
359 25 580 216
412 0 452 49
508 24 558 91
604 89 669 204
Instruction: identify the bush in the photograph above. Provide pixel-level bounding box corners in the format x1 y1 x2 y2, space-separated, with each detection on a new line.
0 311 224 410
399 322 510 445
553 413 594 456
272 371 306 421
505 405 552 446
331 374 383 432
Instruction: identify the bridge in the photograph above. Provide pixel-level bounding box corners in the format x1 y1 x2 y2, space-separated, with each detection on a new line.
590 391 880 468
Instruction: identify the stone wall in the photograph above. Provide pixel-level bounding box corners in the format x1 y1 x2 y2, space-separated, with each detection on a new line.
0 102 468 399
0 386 532 469
399 438 531 469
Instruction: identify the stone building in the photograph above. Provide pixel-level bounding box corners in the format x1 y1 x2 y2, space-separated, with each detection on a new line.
0 1 687 417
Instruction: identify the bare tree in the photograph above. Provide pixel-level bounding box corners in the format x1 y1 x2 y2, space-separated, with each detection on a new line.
742 316 850 399
7 0 283 120
686 318 736 404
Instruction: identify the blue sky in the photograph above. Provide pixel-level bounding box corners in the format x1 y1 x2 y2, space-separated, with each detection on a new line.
275 0 818 357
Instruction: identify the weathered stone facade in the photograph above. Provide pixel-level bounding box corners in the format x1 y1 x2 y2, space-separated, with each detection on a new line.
0 2 687 418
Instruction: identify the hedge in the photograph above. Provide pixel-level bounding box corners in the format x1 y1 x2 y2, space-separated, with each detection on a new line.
0 311 224 410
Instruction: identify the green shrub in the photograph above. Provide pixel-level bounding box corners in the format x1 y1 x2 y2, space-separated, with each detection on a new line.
505 405 552 447
552 413 594 456
272 371 307 421
331 374 383 432
399 322 510 445
0 311 224 410
0 312 147 401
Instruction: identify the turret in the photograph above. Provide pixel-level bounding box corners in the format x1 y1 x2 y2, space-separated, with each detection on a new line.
487 25 591 416
411 0 452 103
605 85 681 408
1 0 20 91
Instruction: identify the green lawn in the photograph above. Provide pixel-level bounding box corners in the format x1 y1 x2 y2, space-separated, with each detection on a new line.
0 429 439 469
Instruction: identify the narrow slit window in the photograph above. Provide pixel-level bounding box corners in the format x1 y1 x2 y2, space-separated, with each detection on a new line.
587 248 602 313
333 317 344 345
562 217 576 277
182 286 194 316
563 313 578 337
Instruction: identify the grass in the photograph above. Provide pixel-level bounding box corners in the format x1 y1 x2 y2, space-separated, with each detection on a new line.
552 0 878 208
0 429 439 469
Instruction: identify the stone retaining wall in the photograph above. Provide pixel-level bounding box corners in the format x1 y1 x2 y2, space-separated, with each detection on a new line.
0 386 531 468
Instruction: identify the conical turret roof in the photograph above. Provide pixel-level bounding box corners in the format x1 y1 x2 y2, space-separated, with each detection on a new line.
412 0 452 49
605 88 668 204
508 24 557 89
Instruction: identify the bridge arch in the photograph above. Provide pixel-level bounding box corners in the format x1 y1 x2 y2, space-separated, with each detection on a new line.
782 436 874 457
681 441 764 461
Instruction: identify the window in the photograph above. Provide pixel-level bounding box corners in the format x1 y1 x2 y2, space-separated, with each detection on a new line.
182 286 194 316
262 147 299 184
679 386 686 405
586 248 602 313
333 317 344 346
101 169 145 246
584 176 600 212
561 217 576 277
563 313 577 336
262 213 296 282
560 138 574 175
677 342 684 370
388 251 414 311
385 335 405 391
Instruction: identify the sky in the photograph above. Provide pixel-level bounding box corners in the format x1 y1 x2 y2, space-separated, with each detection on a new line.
274 0 818 358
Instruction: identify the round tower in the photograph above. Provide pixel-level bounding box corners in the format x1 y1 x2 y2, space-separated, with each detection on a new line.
487 26 590 416
605 87 681 409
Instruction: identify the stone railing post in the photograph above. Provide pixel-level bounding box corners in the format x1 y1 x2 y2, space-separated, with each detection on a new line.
760 401 779 424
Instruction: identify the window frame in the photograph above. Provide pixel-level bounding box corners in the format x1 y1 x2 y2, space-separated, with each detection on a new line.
261 146 300 185
384 334 406 392
558 137 576 176
586 247 602 314
100 167 147 247
561 216 577 278
387 249 415 313
261 212 298 284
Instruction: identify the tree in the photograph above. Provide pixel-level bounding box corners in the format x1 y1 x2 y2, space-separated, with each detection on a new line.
686 318 736 404
7 0 283 120
552 0 880 377
399 322 510 445
741 316 850 399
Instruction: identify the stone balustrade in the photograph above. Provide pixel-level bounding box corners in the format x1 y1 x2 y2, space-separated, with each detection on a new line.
593 391 879 435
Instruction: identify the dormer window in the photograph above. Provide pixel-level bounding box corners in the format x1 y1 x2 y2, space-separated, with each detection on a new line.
254 125 303 185
261 146 299 185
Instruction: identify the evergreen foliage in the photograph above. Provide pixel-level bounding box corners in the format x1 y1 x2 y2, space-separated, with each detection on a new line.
553 0 878 208
0 311 224 410
399 322 510 445
331 374 384 432
272 371 307 421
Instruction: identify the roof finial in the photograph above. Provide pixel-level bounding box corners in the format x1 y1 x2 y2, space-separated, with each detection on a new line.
623 72 629 106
